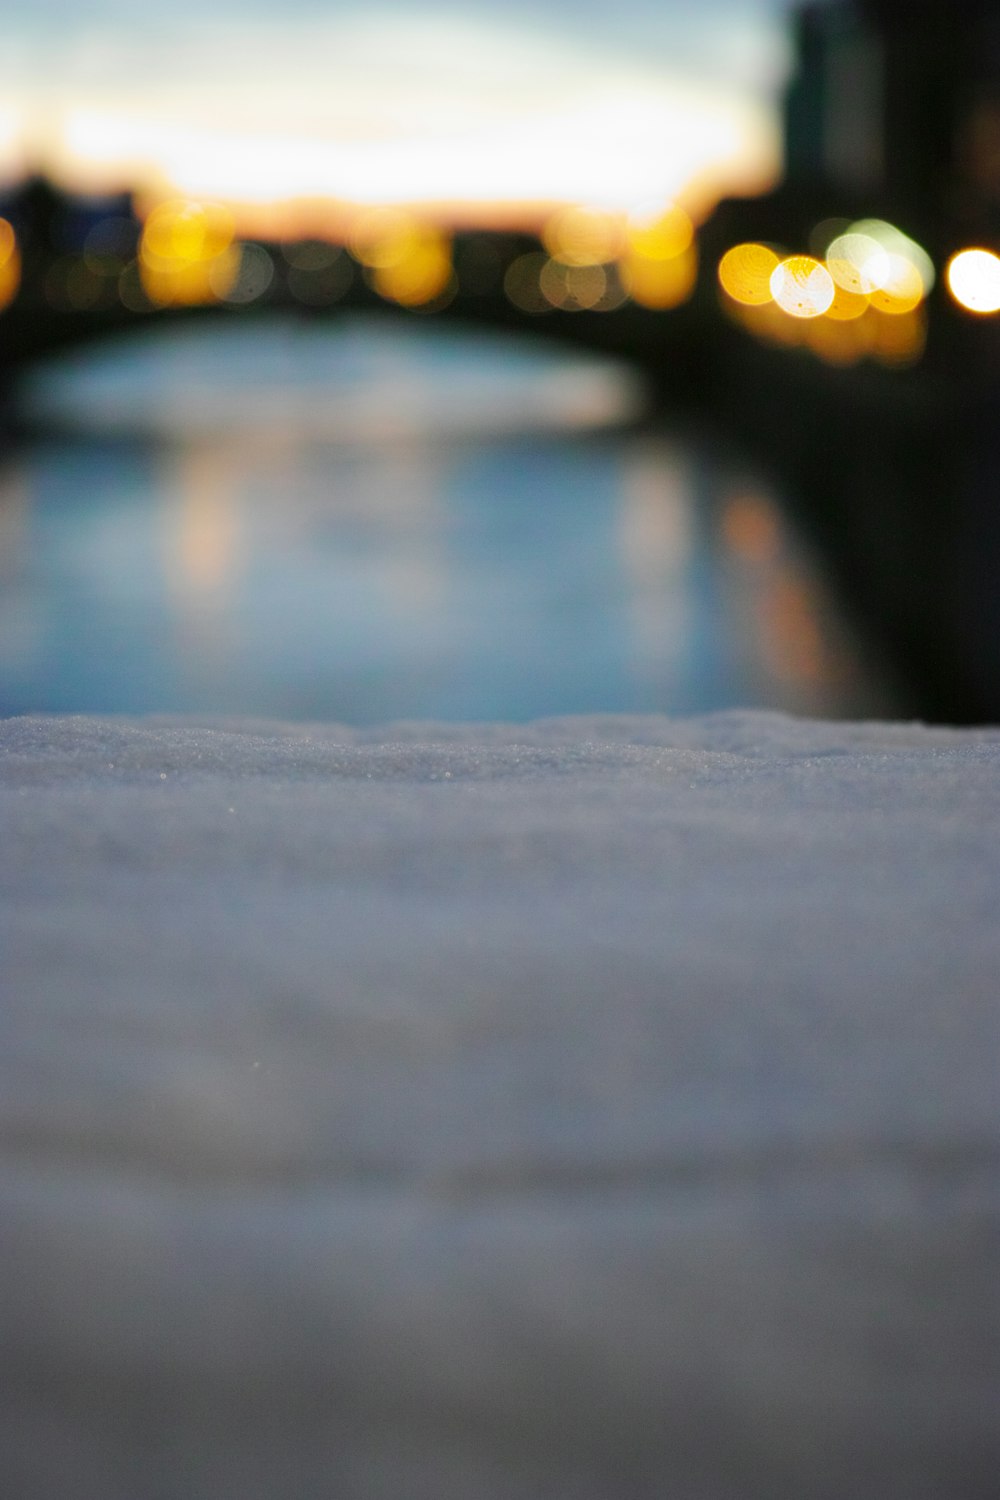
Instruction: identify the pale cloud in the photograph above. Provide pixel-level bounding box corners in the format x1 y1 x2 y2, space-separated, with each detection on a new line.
5 9 783 210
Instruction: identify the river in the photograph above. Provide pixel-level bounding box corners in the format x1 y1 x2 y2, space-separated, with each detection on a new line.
0 315 892 723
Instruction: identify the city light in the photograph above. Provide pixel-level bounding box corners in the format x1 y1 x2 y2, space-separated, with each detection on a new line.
867 254 925 315
542 206 624 267
0 217 20 310
849 220 934 294
718 215 934 367
349 209 454 308
717 242 779 306
139 199 239 306
619 204 697 310
824 233 889 296
946 248 1000 314
769 255 834 319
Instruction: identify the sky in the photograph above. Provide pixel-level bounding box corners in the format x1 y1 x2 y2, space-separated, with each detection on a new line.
0 1 797 218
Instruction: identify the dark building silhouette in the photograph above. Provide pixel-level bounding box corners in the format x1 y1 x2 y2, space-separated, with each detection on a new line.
783 0 1000 247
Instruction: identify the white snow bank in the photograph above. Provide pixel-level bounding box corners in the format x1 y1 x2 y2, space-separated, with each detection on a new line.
2 710 999 1500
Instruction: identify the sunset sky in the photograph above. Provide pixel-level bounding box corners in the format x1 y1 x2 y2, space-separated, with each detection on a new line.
0 2 795 219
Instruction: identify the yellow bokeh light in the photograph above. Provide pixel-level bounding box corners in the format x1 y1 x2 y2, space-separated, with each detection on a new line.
822 281 870 322
621 241 696 309
849 218 934 294
717 242 779 306
867 253 925 314
615 203 697 311
624 204 693 262
140 199 238 306
349 208 419 268
372 241 453 308
543 206 624 267
825 233 889 296
770 255 835 319
946 248 1000 314
0 217 22 311
348 209 453 307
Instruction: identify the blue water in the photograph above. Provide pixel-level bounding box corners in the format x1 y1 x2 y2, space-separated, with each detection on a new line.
0 317 885 722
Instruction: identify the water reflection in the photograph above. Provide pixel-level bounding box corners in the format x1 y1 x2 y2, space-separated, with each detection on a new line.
0 317 891 722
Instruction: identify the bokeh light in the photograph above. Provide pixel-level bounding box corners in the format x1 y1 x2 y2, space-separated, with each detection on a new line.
622 247 696 309
822 281 870 322
824 233 889 296
139 199 239 306
0 217 21 311
946 248 1000 314
619 203 696 310
866 254 924 314
542 206 624 267
769 255 834 318
625 204 693 262
717 242 779 306
857 219 935 291
350 209 453 307
540 259 606 310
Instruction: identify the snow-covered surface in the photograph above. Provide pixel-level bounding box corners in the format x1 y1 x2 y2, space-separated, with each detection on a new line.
2 710 999 1499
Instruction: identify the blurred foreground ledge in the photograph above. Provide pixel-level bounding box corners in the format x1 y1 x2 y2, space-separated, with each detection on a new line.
2 708 999 1499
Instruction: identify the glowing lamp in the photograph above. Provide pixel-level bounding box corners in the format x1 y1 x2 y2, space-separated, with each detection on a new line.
770 256 835 319
947 249 1000 314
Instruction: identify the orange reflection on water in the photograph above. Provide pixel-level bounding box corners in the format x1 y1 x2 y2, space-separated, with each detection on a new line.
720 492 781 564
169 445 241 596
758 574 825 685
618 440 693 677
719 490 853 698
